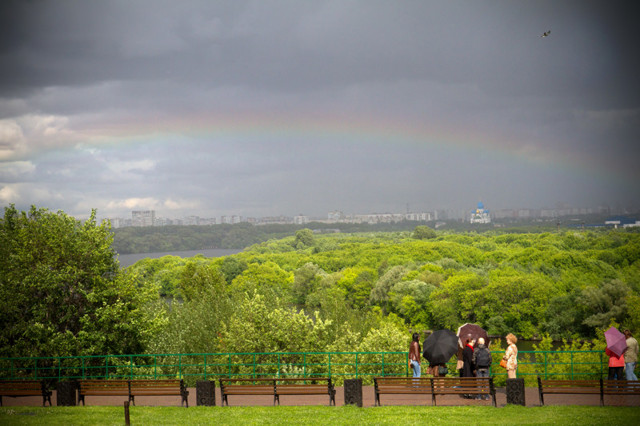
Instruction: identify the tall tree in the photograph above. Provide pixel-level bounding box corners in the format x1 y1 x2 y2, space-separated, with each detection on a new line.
0 205 158 357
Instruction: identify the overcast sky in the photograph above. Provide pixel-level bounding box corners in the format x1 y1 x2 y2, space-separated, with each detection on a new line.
1 1 639 220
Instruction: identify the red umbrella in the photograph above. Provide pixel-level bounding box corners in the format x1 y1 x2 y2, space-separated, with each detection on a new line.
456 323 490 348
604 326 627 357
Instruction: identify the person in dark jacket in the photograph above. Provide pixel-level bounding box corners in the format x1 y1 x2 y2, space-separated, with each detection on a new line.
472 337 491 400
461 336 475 398
462 337 475 377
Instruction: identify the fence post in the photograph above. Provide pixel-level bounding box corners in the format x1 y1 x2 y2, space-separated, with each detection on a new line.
355 353 359 379
179 354 183 379
570 352 574 380
129 355 133 379
34 359 38 380
204 354 208 380
544 352 548 380
328 353 332 378
381 353 385 377
600 351 604 378
252 354 256 379
303 353 307 378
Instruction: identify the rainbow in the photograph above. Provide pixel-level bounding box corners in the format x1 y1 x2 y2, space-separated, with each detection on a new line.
72 110 628 183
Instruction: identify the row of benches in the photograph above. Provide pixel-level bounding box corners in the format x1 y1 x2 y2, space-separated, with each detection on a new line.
2 377 639 407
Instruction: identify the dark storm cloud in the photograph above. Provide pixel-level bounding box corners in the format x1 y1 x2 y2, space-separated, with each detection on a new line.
1 1 639 218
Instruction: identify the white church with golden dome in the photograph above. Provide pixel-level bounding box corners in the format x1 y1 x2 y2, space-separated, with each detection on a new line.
470 201 491 224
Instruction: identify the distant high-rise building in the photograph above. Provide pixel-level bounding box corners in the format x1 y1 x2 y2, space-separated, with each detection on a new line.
294 214 309 225
132 210 155 227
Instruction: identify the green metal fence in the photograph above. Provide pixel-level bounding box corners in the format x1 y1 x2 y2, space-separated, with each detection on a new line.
0 350 619 386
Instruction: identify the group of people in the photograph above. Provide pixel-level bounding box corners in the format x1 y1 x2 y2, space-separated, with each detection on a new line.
411 328 639 382
606 329 639 381
409 332 519 380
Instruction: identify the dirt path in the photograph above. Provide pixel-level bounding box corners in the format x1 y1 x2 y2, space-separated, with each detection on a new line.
3 386 639 407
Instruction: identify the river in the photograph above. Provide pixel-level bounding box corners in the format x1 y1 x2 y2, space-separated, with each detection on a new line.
117 248 243 268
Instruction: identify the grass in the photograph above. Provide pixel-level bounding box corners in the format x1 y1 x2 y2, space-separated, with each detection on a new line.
1 405 639 425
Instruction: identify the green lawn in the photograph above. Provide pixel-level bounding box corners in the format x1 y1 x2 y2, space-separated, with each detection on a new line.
1 405 639 425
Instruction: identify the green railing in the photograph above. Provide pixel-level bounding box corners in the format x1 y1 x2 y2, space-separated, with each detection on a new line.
0 352 408 386
0 350 619 387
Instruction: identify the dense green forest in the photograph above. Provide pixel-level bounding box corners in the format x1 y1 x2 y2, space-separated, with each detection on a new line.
2 205 638 360
129 226 640 357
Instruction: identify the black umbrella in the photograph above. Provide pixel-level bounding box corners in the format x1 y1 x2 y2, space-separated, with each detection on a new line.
422 329 459 365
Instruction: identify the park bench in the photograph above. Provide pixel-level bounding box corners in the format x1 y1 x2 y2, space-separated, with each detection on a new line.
273 378 335 406
219 378 335 406
374 377 495 406
78 379 130 405
601 379 640 404
219 378 276 406
0 380 52 406
537 377 603 406
78 379 188 407
129 379 189 407
374 377 432 406
431 377 496 407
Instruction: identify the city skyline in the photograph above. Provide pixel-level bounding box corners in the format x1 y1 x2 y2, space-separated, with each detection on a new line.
2 2 639 220
105 200 630 228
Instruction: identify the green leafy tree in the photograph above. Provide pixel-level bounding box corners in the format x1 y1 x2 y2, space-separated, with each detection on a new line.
147 263 231 354
220 256 248 285
578 279 631 331
412 225 436 240
292 263 328 305
222 293 332 353
369 265 409 311
231 261 294 303
0 205 158 357
294 228 315 249
388 280 436 326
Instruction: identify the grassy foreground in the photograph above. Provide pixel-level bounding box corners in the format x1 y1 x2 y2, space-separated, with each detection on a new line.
1 405 639 425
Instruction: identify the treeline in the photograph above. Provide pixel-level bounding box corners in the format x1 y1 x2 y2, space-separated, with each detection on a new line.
112 221 442 254
111 217 602 255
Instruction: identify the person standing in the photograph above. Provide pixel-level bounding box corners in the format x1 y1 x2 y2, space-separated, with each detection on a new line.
624 329 638 380
503 333 518 379
472 337 491 400
461 337 475 398
409 332 421 378
605 346 625 380
462 337 475 377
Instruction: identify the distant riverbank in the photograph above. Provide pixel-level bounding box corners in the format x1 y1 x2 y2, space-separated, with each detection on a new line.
117 248 243 268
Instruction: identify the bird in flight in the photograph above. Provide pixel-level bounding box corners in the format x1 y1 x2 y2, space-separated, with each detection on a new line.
541 30 551 38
